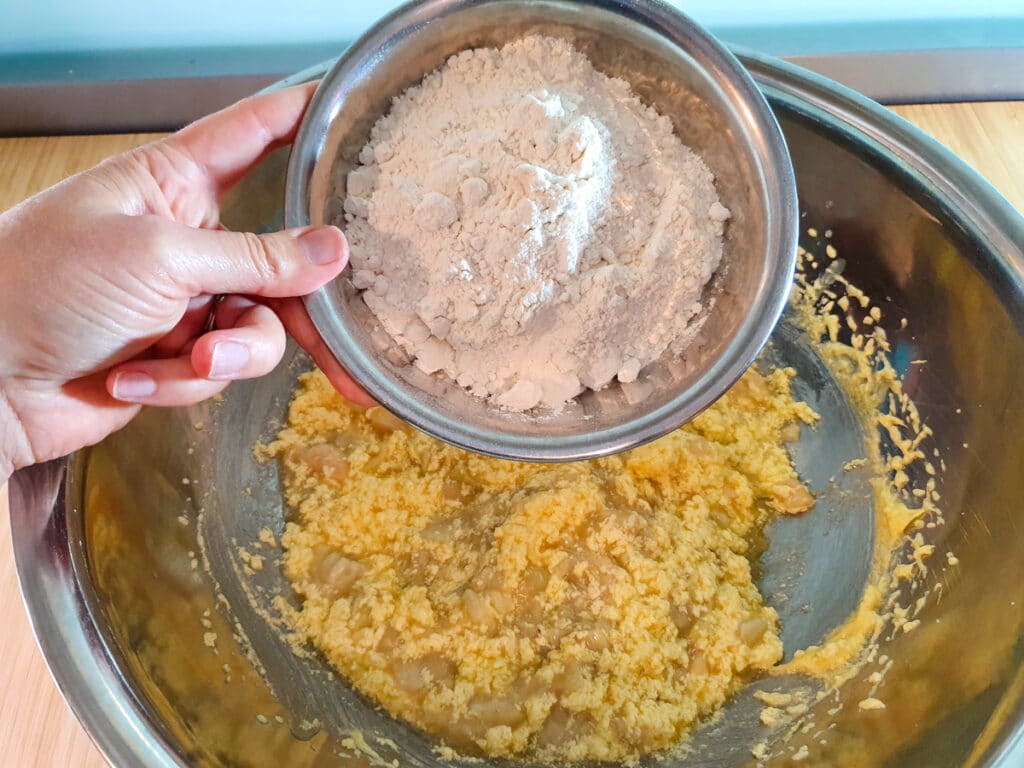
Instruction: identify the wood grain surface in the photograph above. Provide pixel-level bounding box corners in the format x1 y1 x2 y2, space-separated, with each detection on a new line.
0 101 1022 767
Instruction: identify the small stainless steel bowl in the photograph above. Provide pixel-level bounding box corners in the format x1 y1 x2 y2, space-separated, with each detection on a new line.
285 0 798 461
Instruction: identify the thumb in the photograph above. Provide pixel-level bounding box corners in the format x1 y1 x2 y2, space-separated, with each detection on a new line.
163 222 348 298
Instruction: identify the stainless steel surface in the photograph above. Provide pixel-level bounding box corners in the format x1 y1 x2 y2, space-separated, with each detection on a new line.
286 0 799 462
10 51 1024 768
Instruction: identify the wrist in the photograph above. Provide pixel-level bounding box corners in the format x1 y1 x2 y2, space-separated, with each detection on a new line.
0 380 32 482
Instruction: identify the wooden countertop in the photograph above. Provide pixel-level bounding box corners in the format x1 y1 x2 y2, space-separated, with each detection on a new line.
1 101 1022 767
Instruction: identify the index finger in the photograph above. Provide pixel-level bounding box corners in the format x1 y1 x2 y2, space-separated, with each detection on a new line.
163 81 317 190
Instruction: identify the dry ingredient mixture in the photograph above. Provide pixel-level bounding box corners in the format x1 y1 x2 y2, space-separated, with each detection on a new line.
266 366 815 763
338 36 729 411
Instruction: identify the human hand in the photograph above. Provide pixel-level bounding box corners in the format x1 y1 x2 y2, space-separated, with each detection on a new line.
0 83 372 479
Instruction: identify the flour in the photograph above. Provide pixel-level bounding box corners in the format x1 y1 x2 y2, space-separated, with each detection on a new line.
338 36 729 411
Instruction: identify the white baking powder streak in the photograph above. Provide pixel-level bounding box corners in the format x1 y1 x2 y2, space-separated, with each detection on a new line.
339 36 729 411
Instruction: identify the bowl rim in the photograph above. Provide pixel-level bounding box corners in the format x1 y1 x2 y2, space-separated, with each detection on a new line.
11 49 1024 768
285 0 801 462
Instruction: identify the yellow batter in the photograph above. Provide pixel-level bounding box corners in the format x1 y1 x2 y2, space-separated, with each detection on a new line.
266 367 817 763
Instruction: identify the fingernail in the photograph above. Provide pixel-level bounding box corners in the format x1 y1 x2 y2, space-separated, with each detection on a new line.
300 227 344 266
208 341 250 379
112 372 157 400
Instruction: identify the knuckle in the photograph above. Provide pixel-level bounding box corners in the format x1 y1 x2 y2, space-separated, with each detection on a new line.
246 301 278 327
132 215 173 266
248 306 287 350
242 233 290 284
121 146 157 180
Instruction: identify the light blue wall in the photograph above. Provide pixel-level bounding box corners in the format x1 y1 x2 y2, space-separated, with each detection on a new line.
1 0 1023 89
3 0 1024 54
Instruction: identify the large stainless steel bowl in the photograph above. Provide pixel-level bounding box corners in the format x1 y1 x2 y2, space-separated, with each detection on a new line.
9 52 1024 767
286 0 799 462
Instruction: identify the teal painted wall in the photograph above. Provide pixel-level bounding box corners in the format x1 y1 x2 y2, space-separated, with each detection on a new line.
3 1 1023 52
1 1 1023 82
